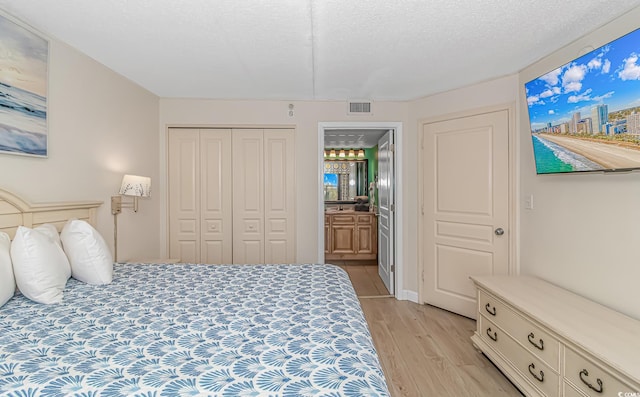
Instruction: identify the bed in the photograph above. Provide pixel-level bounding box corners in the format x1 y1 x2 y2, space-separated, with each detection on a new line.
0 189 390 396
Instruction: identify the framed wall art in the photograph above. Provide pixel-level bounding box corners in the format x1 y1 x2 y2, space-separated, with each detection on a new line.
0 13 48 157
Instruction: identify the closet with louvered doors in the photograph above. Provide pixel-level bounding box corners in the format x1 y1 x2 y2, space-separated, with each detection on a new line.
168 128 295 264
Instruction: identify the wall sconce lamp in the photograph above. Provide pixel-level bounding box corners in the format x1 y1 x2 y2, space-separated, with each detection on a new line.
357 149 365 158
111 174 151 262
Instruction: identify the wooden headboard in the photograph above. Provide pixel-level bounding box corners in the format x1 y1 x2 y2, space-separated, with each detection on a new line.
0 189 102 238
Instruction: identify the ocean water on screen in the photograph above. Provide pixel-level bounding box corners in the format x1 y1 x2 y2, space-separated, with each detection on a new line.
0 81 46 155
532 135 604 174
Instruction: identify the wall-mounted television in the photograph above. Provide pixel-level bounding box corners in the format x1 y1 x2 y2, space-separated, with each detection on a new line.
525 27 640 174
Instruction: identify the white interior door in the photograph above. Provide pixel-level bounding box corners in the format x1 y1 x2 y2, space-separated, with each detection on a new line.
264 129 296 263
378 130 394 294
168 128 200 263
200 129 233 264
422 110 509 318
232 129 265 264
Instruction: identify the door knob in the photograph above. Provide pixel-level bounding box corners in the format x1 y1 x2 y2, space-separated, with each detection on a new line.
495 228 504 236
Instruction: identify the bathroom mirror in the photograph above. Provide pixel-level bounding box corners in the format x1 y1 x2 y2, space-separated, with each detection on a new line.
323 160 368 201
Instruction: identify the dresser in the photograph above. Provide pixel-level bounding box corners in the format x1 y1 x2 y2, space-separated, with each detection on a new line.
470 276 640 397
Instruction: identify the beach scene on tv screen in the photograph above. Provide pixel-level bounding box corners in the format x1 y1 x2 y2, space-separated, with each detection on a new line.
526 28 640 174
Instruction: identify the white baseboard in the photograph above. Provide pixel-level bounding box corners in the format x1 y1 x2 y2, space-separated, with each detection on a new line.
398 289 418 303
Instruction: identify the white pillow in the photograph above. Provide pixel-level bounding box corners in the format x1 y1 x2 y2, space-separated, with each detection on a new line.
11 225 71 304
61 219 113 285
0 232 15 307
36 223 62 247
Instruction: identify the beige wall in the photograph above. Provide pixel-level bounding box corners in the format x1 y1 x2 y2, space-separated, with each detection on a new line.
0 39 160 261
519 8 640 320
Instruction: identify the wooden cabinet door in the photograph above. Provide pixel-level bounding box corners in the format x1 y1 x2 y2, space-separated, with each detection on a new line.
355 214 376 254
324 215 331 254
331 224 356 254
356 223 376 254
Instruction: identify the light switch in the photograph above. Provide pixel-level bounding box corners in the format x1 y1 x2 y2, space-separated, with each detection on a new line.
525 194 534 210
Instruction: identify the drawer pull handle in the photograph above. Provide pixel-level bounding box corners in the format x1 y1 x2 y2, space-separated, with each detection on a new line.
579 369 603 394
486 327 497 341
485 303 496 316
528 363 544 383
527 332 544 350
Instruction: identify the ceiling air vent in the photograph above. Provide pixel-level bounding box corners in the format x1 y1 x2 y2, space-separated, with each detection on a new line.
347 100 373 115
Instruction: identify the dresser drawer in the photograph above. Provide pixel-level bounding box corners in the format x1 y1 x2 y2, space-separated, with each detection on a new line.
331 214 356 224
563 382 587 397
479 290 560 370
565 347 635 397
356 214 373 224
479 316 560 397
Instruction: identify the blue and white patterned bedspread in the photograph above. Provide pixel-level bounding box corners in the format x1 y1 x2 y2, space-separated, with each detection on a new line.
0 263 390 396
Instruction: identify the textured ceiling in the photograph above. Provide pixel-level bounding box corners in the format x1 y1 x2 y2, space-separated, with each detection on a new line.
1 0 640 100
324 129 388 149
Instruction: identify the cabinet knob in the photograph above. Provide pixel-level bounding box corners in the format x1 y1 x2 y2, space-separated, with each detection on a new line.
495 228 504 236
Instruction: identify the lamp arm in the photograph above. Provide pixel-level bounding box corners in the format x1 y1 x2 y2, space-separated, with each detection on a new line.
113 211 118 262
111 195 140 263
111 195 139 214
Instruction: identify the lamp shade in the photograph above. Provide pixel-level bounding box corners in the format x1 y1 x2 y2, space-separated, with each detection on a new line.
119 175 151 197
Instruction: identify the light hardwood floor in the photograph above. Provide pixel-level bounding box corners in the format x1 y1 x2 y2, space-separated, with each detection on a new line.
335 262 391 297
360 298 523 397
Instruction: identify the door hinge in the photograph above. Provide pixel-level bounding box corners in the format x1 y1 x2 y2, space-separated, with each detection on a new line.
390 203 395 212
391 264 396 272
390 143 395 153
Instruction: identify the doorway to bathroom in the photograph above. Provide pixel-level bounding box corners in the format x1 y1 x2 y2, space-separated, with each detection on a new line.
318 122 403 298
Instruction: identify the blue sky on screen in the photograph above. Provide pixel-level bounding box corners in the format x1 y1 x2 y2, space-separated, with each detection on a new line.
324 173 338 186
525 28 640 131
